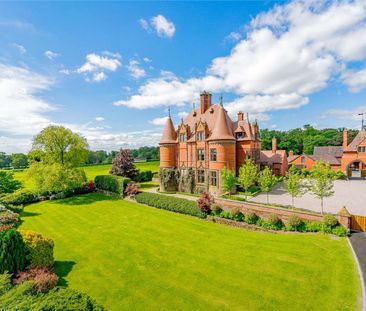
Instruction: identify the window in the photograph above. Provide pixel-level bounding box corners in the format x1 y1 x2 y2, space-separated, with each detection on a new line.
235 132 244 139
197 170 205 183
301 156 305 164
210 171 217 186
358 146 366 153
197 148 205 161
196 131 205 141
179 133 186 142
210 148 217 161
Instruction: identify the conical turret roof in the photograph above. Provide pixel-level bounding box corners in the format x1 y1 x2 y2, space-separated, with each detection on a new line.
160 116 177 144
208 106 235 141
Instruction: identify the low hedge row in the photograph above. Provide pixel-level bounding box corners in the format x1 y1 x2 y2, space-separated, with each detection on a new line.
135 192 206 219
135 170 153 182
94 175 130 194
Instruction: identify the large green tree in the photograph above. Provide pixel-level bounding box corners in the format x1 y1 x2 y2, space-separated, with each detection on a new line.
31 125 88 167
0 171 21 194
10 153 28 169
220 167 237 196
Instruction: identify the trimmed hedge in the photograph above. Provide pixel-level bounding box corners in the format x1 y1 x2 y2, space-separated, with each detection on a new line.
135 192 206 218
94 175 131 194
135 170 153 182
20 230 54 268
0 190 38 207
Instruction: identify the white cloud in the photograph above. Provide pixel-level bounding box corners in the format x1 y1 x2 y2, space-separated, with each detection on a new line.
91 72 107 82
13 43 26 54
321 106 366 121
102 51 121 59
140 15 175 38
59 69 70 75
143 57 151 63
342 68 366 92
0 63 55 136
149 116 168 126
178 111 189 119
226 32 241 42
95 116 105 122
77 53 121 82
117 0 366 113
44 50 59 60
127 59 146 79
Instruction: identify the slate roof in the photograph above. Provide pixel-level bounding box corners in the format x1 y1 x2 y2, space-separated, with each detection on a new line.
313 146 343 157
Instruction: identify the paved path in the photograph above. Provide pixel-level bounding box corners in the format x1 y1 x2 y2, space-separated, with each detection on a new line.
248 180 366 216
143 187 197 201
349 232 366 311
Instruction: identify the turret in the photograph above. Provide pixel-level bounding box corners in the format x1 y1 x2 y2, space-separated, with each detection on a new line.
159 115 177 168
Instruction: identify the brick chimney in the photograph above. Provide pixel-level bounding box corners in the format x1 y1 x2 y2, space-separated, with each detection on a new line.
237 111 244 121
200 91 211 114
343 128 348 149
272 137 277 153
289 150 294 157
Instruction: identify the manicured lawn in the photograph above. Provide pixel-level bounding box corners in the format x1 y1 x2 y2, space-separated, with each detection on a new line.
19 193 360 310
4 161 160 191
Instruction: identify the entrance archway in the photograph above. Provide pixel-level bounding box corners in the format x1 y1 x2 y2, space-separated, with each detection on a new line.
347 161 366 178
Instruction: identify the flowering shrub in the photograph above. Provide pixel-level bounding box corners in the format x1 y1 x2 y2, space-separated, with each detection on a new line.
125 181 140 196
0 210 19 225
197 192 214 214
20 230 54 268
13 267 59 293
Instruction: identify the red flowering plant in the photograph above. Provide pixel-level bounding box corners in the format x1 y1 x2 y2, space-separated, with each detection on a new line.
197 192 214 214
83 181 96 192
125 181 140 197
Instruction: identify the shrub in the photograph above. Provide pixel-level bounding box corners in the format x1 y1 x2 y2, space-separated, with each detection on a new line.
0 190 38 206
0 227 26 275
221 211 233 219
304 221 323 232
110 148 138 179
231 207 244 221
197 192 214 214
135 170 153 182
20 230 54 268
5 204 24 213
244 210 258 224
322 214 338 227
286 215 303 231
94 175 122 194
0 171 21 194
211 204 223 216
122 177 131 189
258 214 283 230
0 210 19 226
135 192 206 218
331 225 349 237
125 181 140 196
13 267 59 293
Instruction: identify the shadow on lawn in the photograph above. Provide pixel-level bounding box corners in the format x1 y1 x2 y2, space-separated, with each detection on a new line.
54 193 118 206
20 211 41 217
55 260 76 287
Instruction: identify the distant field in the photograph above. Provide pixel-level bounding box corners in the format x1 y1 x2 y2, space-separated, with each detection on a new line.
2 161 160 191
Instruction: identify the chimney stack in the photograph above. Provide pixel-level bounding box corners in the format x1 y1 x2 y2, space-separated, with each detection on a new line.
272 137 277 154
200 91 212 114
237 111 244 122
343 128 348 149
289 150 294 157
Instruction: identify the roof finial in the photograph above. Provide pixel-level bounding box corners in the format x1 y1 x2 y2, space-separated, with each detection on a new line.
246 112 250 123
219 93 223 107
168 107 171 118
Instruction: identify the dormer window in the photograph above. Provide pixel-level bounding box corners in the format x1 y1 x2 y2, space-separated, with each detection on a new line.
358 146 366 153
197 131 205 141
235 132 245 139
179 133 187 142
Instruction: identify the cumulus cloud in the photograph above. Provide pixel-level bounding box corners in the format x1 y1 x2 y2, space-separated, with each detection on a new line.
127 59 146 79
44 50 59 60
321 106 366 121
0 64 55 136
95 116 105 122
178 111 189 119
139 15 175 38
13 43 26 54
120 0 366 113
77 52 121 82
149 116 168 126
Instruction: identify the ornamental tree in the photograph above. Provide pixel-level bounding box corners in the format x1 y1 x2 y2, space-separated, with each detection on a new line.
238 158 258 200
284 164 306 207
110 149 138 180
197 192 214 214
257 166 277 204
220 167 237 196
309 160 335 214
0 171 21 194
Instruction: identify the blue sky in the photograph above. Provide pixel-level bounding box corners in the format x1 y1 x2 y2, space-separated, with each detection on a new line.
1 0 366 153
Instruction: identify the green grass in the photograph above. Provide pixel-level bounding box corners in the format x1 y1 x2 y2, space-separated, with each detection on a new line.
19 193 360 310
3 161 160 191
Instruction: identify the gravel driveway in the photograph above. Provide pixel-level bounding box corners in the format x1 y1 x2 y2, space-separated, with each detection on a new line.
249 180 366 216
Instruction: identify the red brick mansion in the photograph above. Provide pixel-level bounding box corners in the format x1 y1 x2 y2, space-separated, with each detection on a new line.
159 92 287 195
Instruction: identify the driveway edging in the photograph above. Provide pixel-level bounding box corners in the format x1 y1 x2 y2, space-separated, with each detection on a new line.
348 237 366 311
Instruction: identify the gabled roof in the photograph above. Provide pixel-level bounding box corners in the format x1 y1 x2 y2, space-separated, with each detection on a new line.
313 146 343 157
287 155 301 163
311 154 340 165
208 105 235 141
260 150 287 165
160 116 177 144
346 129 366 151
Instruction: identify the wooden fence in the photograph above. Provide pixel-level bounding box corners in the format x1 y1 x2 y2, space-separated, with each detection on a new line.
351 215 366 232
